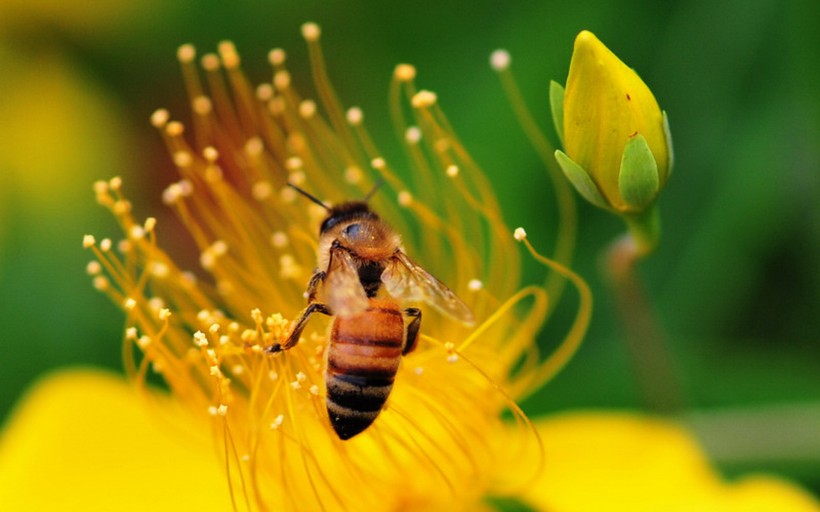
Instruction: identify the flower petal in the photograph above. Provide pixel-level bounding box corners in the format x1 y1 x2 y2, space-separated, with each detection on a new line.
0 370 231 511
520 412 819 512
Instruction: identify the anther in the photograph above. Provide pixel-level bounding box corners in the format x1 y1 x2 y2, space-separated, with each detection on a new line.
177 44 196 63
514 227 527 241
268 48 286 66
202 146 219 162
82 235 96 248
468 278 483 291
99 238 112 252
299 99 317 119
217 41 240 68
398 190 413 207
344 166 363 184
371 157 386 170
192 95 213 115
270 231 288 248
405 126 422 144
301 22 321 42
490 49 511 71
150 109 170 128
144 217 157 232
346 107 363 126
412 90 437 108
123 298 137 310
446 164 460 177
394 64 416 82
274 70 291 90
201 53 220 71
165 121 184 137
86 261 102 275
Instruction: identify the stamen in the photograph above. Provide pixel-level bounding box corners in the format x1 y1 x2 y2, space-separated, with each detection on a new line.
412 90 437 108
301 22 321 42
490 49 511 71
150 109 169 128
346 107 363 126
268 48 286 66
514 227 527 241
177 44 196 64
82 234 96 248
394 63 416 82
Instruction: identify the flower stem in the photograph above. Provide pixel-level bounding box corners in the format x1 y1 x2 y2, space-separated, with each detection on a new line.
604 207 684 413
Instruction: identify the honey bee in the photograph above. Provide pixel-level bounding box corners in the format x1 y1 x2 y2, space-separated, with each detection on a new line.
267 185 474 440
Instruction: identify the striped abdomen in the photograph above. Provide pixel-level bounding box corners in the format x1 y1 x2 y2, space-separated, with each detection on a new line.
326 299 405 440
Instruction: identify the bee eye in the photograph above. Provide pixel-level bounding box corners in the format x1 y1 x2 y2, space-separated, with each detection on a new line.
343 223 362 238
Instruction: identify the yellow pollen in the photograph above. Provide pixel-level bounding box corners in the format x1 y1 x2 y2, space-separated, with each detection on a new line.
109 176 122 190
201 53 220 71
394 63 416 81
158 308 172 321
194 331 208 347
137 336 151 349
405 126 422 144
217 41 240 68
412 90 437 108
346 107 363 126
270 414 284 429
92 276 109 290
490 49 511 71
192 95 213 115
245 137 264 156
217 405 228 416
117 240 131 253
177 44 196 63
173 151 193 168
219 335 230 346
232 364 244 375
126 327 138 339
165 121 184 137
371 157 386 170
250 308 263 324
92 180 108 194
150 261 169 278
280 186 297 203
129 225 145 240
150 109 169 128
113 200 131 215
398 190 413 207
270 231 288 248
514 227 528 241
468 279 483 291
290 380 301 390
285 156 303 171
85 261 102 275
290 171 307 186
82 234 96 248
296 372 307 382
301 22 321 42
268 48 286 66
202 146 219 162
148 297 165 311
309 385 320 396
123 298 136 310
299 99 317 119
446 164 460 177
269 370 279 381
144 217 157 232
209 323 220 334
99 238 112 252
256 83 274 101
210 365 221 377
274 70 291 91
252 181 273 201
344 165 363 184
414 366 424 375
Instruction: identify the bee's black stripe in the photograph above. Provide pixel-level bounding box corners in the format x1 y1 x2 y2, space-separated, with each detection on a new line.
326 375 392 413
333 335 403 348
330 372 394 389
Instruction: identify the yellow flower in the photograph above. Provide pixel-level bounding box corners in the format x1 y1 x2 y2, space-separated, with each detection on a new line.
552 30 673 214
2 372 818 511
69 23 586 510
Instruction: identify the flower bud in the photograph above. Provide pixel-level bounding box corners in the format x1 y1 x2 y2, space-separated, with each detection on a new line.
551 31 673 214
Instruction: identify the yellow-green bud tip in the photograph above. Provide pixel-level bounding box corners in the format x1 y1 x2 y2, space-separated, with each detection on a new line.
557 30 672 214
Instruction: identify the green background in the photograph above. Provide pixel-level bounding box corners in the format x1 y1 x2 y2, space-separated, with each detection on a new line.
1 0 818 496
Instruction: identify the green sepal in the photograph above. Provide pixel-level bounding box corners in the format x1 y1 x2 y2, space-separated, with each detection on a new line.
662 110 674 176
554 149 610 210
549 81 565 146
618 134 659 211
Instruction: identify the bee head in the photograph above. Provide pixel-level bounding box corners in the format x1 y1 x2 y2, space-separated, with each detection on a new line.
319 202 379 235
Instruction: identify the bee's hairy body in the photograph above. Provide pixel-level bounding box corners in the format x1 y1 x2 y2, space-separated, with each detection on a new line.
267 197 473 440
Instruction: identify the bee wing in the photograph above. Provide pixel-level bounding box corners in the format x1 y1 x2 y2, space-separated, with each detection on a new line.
326 247 368 318
382 251 475 325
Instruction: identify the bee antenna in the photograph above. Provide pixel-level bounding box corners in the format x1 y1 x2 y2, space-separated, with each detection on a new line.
363 177 385 203
287 183 330 210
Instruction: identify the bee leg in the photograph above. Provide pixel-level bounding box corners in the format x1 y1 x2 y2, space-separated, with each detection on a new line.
266 303 332 353
305 270 326 303
403 307 421 355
